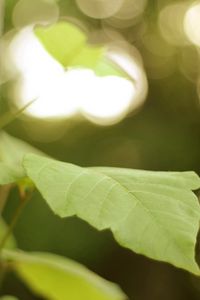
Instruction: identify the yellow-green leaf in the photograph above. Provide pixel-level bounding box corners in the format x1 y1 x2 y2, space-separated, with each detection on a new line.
34 21 127 78
4 250 127 300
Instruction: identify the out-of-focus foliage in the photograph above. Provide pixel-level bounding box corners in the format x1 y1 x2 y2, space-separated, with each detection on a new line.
3 250 126 300
35 21 104 69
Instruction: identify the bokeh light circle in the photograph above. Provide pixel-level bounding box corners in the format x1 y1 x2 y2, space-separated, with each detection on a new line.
184 1 200 47
75 0 123 19
12 0 59 28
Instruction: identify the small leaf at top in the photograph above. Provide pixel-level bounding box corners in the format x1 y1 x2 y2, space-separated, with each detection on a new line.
34 21 127 78
23 153 200 275
3 250 127 300
34 21 90 67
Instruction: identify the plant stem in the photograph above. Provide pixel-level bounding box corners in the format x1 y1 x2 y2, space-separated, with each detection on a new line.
0 195 26 253
0 188 33 252
0 199 26 252
0 260 7 290
0 189 33 290
0 184 12 215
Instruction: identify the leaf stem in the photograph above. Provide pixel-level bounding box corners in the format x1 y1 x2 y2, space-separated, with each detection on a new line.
0 200 24 252
0 184 12 215
0 188 33 290
0 260 7 290
0 189 32 252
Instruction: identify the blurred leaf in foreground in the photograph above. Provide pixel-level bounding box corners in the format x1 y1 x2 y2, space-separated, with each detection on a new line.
3 250 127 300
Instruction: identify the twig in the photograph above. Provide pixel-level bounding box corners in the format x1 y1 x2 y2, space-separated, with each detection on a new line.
0 184 12 214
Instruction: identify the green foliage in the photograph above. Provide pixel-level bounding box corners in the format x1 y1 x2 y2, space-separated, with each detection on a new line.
3 250 126 300
22 153 200 275
35 21 104 69
34 21 128 77
94 58 129 78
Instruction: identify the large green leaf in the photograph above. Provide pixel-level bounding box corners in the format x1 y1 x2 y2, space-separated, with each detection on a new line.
23 154 200 275
0 131 44 184
3 250 126 300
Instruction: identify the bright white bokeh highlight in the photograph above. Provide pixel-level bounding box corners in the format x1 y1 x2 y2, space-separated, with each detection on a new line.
7 27 147 125
184 1 200 47
9 27 79 118
81 75 136 124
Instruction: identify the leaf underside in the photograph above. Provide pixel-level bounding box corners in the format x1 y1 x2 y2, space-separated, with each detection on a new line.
22 154 200 275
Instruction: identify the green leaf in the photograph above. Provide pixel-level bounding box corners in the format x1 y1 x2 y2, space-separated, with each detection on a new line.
3 250 126 300
94 57 129 79
23 154 200 275
0 131 44 184
69 45 104 69
0 218 16 249
35 21 104 68
34 21 127 78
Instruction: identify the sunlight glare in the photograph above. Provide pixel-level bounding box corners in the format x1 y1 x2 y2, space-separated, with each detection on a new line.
184 1 200 47
81 75 136 125
8 27 146 125
9 27 79 118
107 46 148 111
